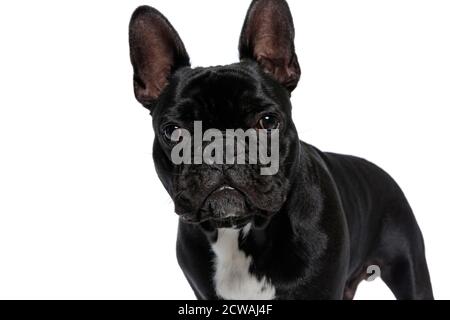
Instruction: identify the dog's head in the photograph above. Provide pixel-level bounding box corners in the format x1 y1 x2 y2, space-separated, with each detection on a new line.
129 0 301 229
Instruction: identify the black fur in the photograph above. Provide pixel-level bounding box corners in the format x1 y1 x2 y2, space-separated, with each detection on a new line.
129 0 433 300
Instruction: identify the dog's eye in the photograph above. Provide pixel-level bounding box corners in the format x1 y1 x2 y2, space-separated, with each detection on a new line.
257 115 280 130
163 124 183 142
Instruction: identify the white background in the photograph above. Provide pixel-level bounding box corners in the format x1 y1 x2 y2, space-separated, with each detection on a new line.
0 0 449 299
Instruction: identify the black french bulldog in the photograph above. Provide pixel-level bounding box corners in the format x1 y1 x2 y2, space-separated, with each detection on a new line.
128 0 433 299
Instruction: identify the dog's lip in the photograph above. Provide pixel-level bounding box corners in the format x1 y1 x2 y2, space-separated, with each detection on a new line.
204 183 241 202
177 183 276 224
179 185 248 225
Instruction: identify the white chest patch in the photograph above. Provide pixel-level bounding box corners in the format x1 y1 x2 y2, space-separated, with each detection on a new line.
211 226 276 300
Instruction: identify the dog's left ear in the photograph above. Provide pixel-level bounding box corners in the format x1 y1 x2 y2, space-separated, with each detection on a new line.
129 6 190 110
239 0 300 92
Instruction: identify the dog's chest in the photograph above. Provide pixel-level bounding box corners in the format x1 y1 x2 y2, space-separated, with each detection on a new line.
211 227 275 300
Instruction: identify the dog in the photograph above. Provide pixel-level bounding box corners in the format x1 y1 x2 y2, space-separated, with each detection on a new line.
128 0 433 299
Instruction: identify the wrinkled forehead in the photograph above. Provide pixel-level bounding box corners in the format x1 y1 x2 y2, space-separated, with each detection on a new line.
157 63 286 128
176 64 262 103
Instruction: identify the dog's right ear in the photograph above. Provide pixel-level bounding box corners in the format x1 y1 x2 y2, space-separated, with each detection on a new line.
129 6 190 110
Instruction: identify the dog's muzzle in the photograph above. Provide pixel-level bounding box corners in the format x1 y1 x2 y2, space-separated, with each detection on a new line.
178 184 253 228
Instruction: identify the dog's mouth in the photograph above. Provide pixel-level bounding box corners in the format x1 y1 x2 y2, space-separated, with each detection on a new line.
179 184 265 228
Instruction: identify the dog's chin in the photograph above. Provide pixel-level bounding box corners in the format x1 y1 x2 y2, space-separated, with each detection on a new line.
179 212 254 230
197 214 272 233
203 215 253 229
